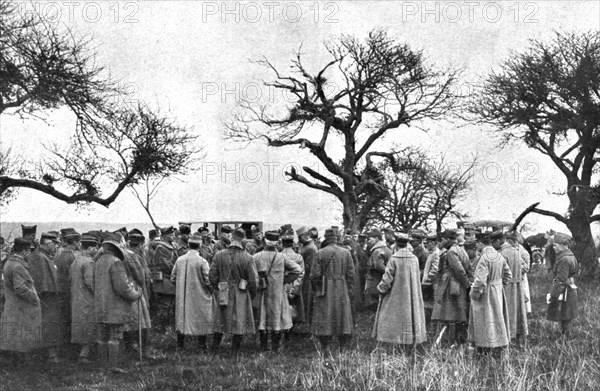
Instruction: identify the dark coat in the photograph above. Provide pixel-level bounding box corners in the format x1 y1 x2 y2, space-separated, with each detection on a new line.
27 247 68 347
0 254 42 352
254 248 301 331
364 241 392 307
546 248 578 322
310 243 354 336
150 241 177 295
70 253 97 344
209 244 257 334
299 240 318 321
500 243 528 338
432 243 470 323
94 251 140 324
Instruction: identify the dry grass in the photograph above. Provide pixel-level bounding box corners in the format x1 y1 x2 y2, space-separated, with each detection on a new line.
1 268 599 390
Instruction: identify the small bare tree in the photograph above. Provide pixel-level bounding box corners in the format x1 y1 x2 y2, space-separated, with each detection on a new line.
364 148 475 233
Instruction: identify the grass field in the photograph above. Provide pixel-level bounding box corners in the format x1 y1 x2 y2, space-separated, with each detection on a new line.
1 267 599 391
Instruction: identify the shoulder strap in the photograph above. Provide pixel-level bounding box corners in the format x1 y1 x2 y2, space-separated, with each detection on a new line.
322 247 337 276
266 251 278 276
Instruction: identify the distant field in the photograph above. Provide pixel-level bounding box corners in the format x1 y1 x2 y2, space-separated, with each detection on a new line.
0 267 598 390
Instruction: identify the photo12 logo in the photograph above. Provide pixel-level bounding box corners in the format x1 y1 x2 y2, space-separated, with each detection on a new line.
201 1 340 23
17 1 140 24
399 1 539 23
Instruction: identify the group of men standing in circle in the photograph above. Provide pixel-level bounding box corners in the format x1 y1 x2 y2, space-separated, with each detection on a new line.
0 220 579 371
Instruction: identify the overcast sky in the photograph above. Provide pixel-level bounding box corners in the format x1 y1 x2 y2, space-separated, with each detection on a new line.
1 1 599 234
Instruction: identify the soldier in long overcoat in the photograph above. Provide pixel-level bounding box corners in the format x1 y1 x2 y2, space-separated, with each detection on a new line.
94 234 140 372
123 229 152 351
282 235 305 326
310 229 355 349
546 233 579 336
0 238 41 358
373 233 427 346
27 232 64 362
297 226 318 329
171 234 215 350
497 231 528 343
422 233 440 327
469 232 512 353
54 228 81 345
149 227 177 331
432 229 470 345
69 232 99 363
209 228 257 353
512 233 532 314
253 232 301 351
364 230 392 309
409 230 429 271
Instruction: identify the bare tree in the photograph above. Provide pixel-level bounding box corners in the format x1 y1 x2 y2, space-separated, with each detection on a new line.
130 175 165 230
364 148 475 233
470 31 600 276
0 1 203 207
225 29 460 230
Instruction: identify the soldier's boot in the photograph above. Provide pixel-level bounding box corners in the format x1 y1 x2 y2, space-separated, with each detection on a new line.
272 332 283 353
197 336 208 351
231 334 243 354
259 331 269 351
318 336 329 350
339 334 352 350
97 342 109 369
107 340 127 374
176 333 185 350
212 333 223 352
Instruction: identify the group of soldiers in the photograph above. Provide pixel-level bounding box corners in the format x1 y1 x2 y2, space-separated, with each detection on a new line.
0 220 579 372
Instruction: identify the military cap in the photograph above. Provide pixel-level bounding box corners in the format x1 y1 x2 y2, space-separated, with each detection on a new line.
426 233 439 242
476 231 490 241
188 233 203 244
178 222 192 235
160 226 175 236
409 229 427 239
128 228 145 244
553 233 571 246
21 225 37 237
113 227 128 238
221 225 233 234
101 233 125 260
323 228 337 240
394 232 411 243
367 229 383 239
81 232 101 245
232 228 246 241
296 226 309 237
149 229 158 240
489 230 505 241
442 229 459 240
13 238 32 252
41 232 60 243
61 228 81 239
265 231 280 241
197 227 209 234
